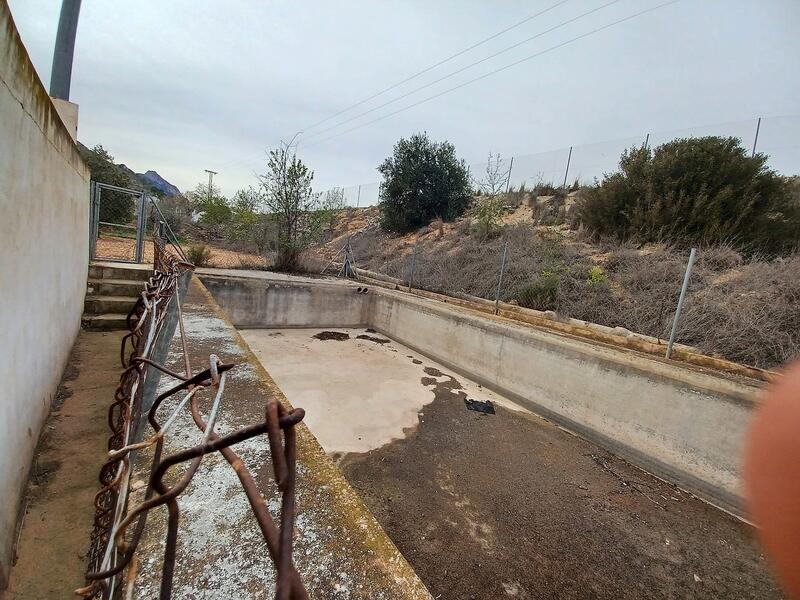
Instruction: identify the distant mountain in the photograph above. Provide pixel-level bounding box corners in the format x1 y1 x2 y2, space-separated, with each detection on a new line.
136 170 181 197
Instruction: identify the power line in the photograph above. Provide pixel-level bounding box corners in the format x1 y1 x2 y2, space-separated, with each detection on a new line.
304 0 679 149
301 0 572 133
302 0 621 143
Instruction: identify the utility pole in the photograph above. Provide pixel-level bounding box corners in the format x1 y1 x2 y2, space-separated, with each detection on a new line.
50 0 82 100
204 169 218 202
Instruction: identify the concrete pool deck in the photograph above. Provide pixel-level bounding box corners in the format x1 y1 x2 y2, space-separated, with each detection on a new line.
240 325 782 599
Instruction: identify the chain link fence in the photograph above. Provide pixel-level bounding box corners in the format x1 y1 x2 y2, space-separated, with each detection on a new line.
319 115 800 207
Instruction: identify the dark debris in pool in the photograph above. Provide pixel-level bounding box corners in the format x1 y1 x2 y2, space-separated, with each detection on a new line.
356 334 391 345
312 331 350 341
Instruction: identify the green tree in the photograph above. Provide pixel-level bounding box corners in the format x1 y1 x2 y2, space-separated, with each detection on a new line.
378 132 472 233
81 144 138 223
472 153 510 239
577 136 799 255
258 144 325 271
318 187 345 234
227 186 269 248
186 182 231 236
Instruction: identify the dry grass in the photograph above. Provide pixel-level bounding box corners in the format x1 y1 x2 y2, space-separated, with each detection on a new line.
316 212 799 370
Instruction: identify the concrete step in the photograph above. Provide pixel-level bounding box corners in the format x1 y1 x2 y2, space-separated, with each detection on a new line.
84 295 138 315
88 262 152 282
82 313 129 331
87 277 144 297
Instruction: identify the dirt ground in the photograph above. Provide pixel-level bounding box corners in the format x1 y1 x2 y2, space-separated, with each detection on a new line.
339 366 784 600
94 235 266 268
4 331 124 599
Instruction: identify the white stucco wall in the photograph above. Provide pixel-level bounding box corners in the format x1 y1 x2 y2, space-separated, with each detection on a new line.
0 1 89 584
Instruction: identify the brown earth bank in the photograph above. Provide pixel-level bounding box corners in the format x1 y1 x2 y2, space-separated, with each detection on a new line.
5 331 124 599
338 367 783 600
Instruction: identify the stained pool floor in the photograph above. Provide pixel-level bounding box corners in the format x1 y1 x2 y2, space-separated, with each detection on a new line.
240 327 528 456
241 326 783 600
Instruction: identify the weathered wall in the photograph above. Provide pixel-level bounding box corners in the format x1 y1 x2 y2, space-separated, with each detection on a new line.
200 272 761 516
200 274 371 329
369 290 759 516
0 1 89 584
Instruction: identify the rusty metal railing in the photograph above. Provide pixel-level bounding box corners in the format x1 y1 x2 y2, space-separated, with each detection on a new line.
78 227 308 599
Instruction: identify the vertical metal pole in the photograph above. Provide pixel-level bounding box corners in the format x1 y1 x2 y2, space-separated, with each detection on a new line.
644 133 650 150
751 117 762 157
134 193 147 263
494 242 509 315
204 169 217 202
356 185 361 208
408 248 417 292
666 247 697 359
505 157 514 193
90 183 100 260
562 146 573 189
50 0 82 100
88 181 96 259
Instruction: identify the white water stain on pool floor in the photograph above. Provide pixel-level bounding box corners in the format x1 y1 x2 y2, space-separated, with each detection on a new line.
240 327 530 455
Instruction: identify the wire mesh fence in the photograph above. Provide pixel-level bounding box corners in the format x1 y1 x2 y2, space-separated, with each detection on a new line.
318 115 800 207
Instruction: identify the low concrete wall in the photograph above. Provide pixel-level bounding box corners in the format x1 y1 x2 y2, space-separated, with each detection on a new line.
0 2 89 584
200 271 762 516
200 273 371 329
369 290 760 515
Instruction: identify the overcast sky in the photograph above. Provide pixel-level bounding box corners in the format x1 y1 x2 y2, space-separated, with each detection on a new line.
8 0 800 201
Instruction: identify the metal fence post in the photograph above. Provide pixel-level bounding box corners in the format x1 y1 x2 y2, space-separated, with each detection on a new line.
666 247 697 359
356 184 361 208
505 156 514 193
494 241 509 315
134 193 147 263
562 146 573 189
752 117 762 157
88 180 96 260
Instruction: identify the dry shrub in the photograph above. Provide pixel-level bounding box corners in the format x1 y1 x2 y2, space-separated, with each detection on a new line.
680 256 800 368
341 219 799 369
696 244 744 271
187 244 212 267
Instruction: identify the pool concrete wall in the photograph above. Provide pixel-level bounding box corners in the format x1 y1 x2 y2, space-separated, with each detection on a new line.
199 272 762 517
201 274 370 329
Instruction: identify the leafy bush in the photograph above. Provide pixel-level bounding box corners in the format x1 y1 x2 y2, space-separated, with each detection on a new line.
473 196 504 239
576 136 799 255
81 144 139 224
515 272 560 310
378 132 472 233
154 195 190 235
533 181 561 196
187 244 212 267
586 265 608 286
